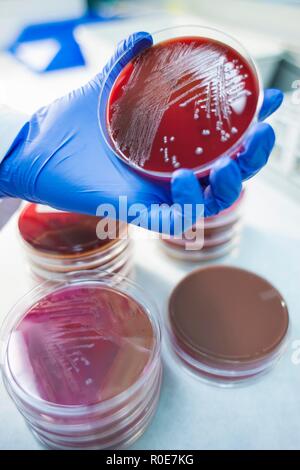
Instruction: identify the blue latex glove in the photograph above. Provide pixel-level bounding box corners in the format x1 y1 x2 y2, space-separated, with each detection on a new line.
0 32 283 234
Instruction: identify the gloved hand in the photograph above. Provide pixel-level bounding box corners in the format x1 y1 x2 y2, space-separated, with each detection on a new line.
0 32 283 234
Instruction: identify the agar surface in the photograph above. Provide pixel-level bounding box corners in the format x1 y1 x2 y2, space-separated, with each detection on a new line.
110 40 252 170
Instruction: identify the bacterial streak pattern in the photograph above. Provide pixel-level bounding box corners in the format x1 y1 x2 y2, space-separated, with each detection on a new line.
110 42 250 167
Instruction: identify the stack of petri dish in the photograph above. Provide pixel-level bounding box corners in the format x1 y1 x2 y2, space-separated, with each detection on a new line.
161 190 245 262
1 271 162 449
18 204 132 281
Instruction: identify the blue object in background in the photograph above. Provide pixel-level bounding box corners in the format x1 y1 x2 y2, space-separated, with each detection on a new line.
7 12 121 72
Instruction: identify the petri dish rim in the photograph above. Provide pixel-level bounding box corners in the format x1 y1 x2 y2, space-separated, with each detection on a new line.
99 24 264 180
1 270 162 417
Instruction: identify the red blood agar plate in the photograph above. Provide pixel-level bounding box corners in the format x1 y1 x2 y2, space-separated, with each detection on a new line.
18 204 132 281
101 26 263 180
1 272 162 449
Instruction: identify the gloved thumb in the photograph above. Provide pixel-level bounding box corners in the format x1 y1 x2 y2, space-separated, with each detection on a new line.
90 31 153 93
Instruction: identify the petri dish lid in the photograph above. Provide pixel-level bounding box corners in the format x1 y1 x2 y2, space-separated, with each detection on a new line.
168 266 289 368
18 204 126 257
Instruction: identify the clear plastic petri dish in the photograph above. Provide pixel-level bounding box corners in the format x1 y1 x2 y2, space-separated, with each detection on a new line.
27 239 131 273
99 26 263 180
18 204 132 281
166 266 290 386
1 271 162 449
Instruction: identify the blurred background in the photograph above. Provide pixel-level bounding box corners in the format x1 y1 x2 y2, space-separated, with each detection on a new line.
1 0 300 196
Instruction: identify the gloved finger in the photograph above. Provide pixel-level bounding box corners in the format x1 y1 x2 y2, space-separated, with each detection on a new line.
259 88 283 121
93 31 153 91
108 31 153 78
236 122 275 180
128 169 205 235
170 169 205 233
204 157 242 217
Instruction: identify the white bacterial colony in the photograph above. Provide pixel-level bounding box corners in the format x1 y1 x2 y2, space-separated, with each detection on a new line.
160 135 180 168
110 41 251 168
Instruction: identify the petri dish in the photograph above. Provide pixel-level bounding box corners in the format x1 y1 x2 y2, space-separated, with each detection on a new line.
18 204 132 282
30 245 133 280
100 25 263 180
167 266 289 385
18 203 126 258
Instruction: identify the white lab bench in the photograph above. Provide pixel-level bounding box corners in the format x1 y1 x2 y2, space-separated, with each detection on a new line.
1 173 300 450
0 15 300 450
